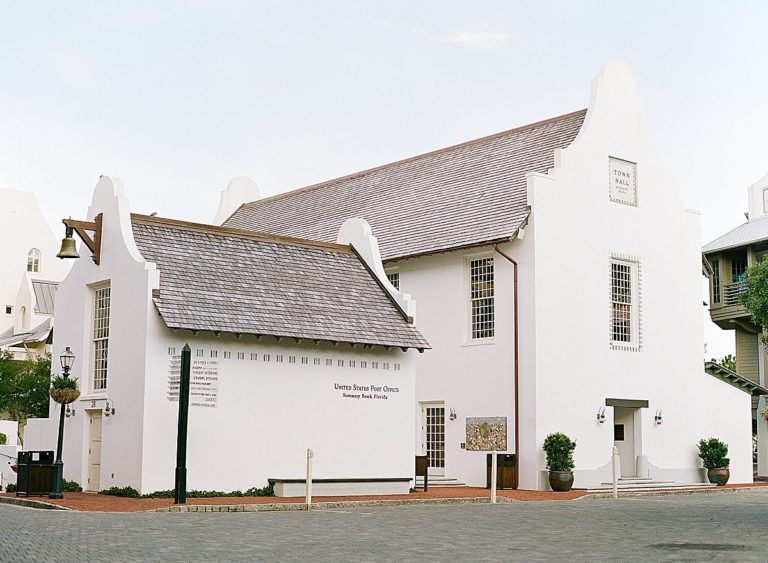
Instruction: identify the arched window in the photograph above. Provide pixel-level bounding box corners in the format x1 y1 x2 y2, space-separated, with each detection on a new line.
27 249 40 273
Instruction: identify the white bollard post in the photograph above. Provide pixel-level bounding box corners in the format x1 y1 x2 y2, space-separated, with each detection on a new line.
611 446 619 500
491 450 498 504
306 448 314 509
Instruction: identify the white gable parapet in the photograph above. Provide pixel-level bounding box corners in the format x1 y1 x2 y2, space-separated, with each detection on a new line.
213 176 260 225
747 171 768 221
337 218 416 321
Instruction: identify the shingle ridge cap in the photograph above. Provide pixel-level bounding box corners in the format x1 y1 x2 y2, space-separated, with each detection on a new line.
239 108 588 211
131 213 353 254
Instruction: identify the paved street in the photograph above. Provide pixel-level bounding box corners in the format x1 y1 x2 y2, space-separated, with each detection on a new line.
1 491 766 561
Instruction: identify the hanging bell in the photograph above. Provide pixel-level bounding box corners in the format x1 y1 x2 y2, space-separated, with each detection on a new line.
56 226 80 259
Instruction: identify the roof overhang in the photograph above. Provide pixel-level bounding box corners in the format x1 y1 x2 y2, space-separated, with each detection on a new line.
704 361 768 396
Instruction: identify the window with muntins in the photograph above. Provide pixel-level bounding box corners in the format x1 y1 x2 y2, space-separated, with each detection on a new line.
92 286 111 390
712 259 721 304
610 261 633 344
470 257 494 339
27 249 40 273
386 271 400 291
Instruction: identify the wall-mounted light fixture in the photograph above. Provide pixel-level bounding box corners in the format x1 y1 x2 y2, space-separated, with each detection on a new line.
596 407 606 424
654 409 663 425
104 400 116 417
449 407 457 421
56 213 103 265
65 405 76 418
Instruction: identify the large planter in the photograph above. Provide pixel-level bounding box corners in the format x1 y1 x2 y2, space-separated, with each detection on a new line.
707 467 730 486
50 388 80 405
548 470 574 492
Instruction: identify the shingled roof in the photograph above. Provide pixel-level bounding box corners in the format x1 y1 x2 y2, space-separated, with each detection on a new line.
225 109 587 261
131 215 429 350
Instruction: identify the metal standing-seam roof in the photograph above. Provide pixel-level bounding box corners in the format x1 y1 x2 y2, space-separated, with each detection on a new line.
702 214 768 254
0 318 52 348
224 109 587 261
130 215 429 350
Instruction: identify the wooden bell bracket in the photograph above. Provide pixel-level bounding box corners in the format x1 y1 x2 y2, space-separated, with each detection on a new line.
63 213 103 265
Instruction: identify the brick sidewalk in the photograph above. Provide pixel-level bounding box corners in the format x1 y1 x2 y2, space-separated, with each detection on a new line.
2 482 766 512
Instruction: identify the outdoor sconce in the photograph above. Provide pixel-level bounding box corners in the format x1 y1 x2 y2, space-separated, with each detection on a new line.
104 400 116 417
596 407 606 424
654 409 663 425
449 407 457 421
65 405 75 418
57 213 103 265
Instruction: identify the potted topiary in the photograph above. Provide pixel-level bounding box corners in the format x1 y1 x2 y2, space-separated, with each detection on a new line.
543 432 576 492
50 375 80 404
698 437 730 485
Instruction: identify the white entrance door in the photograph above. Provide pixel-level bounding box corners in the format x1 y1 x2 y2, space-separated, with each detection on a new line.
421 402 445 476
87 411 103 492
613 407 636 478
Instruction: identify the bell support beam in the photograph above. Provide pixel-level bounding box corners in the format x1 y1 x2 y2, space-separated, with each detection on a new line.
63 213 103 265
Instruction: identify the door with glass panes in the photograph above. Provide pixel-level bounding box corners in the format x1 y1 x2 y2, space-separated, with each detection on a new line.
421 402 445 476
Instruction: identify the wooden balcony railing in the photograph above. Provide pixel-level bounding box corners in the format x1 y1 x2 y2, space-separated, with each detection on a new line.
723 281 747 306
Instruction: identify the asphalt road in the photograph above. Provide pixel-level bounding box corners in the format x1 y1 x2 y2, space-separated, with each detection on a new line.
1 491 766 561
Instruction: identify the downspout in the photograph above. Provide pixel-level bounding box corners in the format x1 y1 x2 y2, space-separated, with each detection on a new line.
493 244 520 489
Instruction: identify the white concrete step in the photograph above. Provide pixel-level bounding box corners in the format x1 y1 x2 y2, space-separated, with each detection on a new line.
415 476 467 487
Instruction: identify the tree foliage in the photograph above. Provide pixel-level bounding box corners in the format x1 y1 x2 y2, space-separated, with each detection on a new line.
0 351 51 424
742 258 768 338
710 354 736 372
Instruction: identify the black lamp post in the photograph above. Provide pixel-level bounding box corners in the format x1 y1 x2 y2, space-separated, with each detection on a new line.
49 347 75 499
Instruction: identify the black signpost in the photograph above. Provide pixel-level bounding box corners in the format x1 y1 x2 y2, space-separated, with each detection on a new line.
174 344 191 504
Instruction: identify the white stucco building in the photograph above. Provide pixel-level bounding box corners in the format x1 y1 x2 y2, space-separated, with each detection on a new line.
221 62 755 489
0 188 70 359
25 178 428 495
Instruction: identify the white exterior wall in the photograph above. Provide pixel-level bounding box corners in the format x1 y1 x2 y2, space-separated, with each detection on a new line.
26 177 417 494
746 172 768 221
520 61 752 488
389 246 517 487
0 189 70 333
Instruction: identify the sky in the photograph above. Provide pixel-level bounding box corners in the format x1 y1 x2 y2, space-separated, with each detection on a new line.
2 1 767 357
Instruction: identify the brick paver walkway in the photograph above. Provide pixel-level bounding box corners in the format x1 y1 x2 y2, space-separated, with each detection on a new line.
2 482 765 512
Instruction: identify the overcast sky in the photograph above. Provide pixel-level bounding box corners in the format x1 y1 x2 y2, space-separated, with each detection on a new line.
2 1 766 357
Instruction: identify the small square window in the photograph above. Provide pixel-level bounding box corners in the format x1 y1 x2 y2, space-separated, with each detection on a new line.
5 306 12 315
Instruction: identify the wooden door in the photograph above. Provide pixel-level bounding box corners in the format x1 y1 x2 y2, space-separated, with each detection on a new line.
87 411 103 491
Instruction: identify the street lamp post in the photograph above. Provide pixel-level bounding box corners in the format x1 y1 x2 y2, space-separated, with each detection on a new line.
49 347 75 499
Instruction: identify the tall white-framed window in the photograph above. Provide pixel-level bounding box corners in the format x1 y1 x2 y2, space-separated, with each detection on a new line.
609 256 641 351
27 248 40 273
711 259 721 305
92 285 111 390
468 256 495 340
386 270 400 291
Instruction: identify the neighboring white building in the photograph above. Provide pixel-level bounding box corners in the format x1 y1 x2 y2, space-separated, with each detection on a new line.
222 61 755 489
25 177 428 495
0 189 70 358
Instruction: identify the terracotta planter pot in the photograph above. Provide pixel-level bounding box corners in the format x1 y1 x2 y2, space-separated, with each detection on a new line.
707 467 730 486
50 388 80 405
548 470 574 492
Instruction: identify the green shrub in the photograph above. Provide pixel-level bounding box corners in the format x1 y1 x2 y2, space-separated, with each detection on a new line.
5 483 17 493
140 485 275 499
100 485 140 498
50 375 78 390
63 479 82 492
0 433 6 445
244 483 274 497
698 438 730 469
543 432 576 471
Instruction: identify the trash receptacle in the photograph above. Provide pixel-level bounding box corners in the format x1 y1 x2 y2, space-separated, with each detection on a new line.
486 453 517 490
16 451 54 497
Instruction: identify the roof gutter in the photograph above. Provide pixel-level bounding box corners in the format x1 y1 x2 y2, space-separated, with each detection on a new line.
493 243 520 489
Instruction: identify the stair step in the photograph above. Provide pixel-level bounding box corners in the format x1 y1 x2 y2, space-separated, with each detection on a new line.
584 482 717 492
415 477 467 487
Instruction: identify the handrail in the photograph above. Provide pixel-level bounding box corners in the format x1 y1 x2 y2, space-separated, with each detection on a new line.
723 281 747 306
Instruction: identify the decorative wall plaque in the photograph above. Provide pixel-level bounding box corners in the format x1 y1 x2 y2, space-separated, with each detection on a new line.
609 156 637 206
465 416 507 451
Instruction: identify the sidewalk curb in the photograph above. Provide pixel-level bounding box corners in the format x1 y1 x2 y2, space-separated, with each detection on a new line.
153 496 505 512
0 496 70 510
577 485 768 500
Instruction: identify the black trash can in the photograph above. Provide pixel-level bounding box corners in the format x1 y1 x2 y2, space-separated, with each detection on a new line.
486 453 517 490
16 451 54 497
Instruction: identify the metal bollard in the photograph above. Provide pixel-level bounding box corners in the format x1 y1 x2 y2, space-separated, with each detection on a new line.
306 448 314 509
611 446 619 500
490 451 498 504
